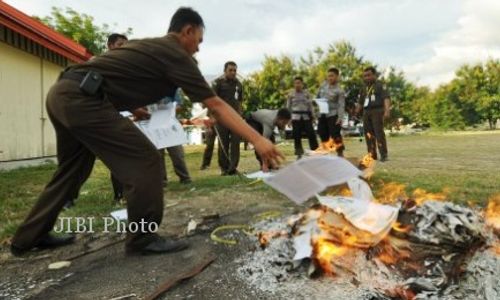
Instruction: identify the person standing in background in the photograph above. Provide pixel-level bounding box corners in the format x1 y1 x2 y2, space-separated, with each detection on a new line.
316 67 346 157
355 66 391 161
212 61 243 175
286 76 318 159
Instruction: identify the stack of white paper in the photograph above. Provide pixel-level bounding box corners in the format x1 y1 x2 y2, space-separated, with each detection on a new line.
263 156 363 204
314 98 329 114
134 102 188 149
316 195 399 235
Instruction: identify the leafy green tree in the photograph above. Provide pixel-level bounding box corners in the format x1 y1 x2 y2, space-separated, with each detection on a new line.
382 67 421 127
452 59 500 129
297 41 371 111
36 7 132 55
242 55 296 114
418 85 466 130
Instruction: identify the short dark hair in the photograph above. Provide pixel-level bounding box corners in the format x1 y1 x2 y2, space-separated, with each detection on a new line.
364 66 377 74
107 33 127 46
277 108 291 120
168 7 205 33
328 67 339 75
224 61 237 71
294 76 303 82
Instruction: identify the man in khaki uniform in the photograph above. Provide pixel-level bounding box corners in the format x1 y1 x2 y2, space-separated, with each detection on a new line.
11 7 282 256
286 76 318 159
317 67 346 156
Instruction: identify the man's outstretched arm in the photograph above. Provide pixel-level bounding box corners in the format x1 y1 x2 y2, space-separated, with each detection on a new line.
203 96 284 170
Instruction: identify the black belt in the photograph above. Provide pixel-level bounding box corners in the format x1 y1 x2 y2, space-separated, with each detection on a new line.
292 111 311 114
59 70 104 96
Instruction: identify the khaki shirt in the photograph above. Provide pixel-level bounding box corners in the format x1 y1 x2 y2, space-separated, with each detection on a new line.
71 34 214 111
286 90 314 120
317 82 345 119
250 109 278 139
212 76 243 114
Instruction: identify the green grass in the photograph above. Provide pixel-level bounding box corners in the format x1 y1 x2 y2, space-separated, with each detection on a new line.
1 130 500 243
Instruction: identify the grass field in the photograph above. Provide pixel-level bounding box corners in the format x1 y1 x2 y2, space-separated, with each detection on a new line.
1 130 500 243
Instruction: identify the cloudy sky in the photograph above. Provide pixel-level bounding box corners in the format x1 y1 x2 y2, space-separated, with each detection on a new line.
5 0 500 88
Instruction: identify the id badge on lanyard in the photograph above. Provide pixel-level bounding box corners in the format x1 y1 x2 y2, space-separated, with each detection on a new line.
364 86 375 108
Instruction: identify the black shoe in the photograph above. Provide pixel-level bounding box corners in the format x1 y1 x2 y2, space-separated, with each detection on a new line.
10 233 76 256
227 169 238 175
126 237 189 256
180 178 192 184
296 155 303 160
37 233 76 249
380 156 388 162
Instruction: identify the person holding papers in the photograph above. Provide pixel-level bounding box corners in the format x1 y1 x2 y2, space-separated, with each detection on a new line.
11 7 283 257
246 108 291 169
316 67 346 157
286 76 318 159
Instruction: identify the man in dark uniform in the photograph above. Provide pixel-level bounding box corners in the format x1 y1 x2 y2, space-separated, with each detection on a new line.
10 7 283 256
212 61 243 175
356 66 391 161
286 76 318 159
64 33 131 208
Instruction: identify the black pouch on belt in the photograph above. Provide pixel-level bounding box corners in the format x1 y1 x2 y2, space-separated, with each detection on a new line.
79 70 103 95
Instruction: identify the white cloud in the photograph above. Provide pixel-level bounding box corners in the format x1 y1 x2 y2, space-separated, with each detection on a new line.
403 0 500 88
4 0 498 88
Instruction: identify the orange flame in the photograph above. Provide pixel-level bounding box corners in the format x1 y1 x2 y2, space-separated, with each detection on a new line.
376 238 411 265
412 188 449 206
376 182 407 204
359 153 375 169
313 238 349 274
485 194 500 230
392 222 412 234
314 138 343 153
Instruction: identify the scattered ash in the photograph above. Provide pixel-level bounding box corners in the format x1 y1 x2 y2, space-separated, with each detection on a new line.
235 201 500 300
235 216 405 299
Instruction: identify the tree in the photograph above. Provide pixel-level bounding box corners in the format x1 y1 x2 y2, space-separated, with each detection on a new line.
36 7 132 55
297 41 371 111
242 55 297 114
382 67 420 127
418 85 466 130
452 59 500 129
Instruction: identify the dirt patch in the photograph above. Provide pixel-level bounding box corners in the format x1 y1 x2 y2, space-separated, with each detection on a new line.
0 185 296 300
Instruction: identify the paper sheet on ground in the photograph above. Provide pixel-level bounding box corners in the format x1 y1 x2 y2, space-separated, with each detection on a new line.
134 102 187 149
263 156 362 204
316 195 399 235
245 170 275 179
314 98 329 114
110 208 128 221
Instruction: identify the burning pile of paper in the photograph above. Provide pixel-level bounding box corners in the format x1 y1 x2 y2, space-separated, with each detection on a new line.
235 155 499 299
